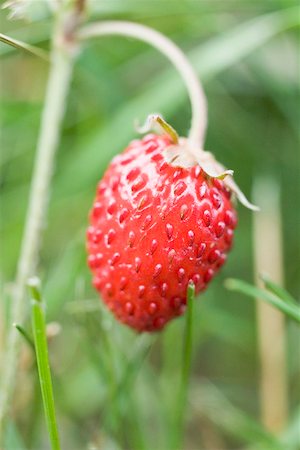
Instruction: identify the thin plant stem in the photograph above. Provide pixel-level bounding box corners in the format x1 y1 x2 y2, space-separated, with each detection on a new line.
0 32 49 60
171 283 195 449
78 21 208 148
0 8 77 440
28 277 61 450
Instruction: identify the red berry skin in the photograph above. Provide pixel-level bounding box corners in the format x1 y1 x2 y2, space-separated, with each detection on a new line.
87 134 237 332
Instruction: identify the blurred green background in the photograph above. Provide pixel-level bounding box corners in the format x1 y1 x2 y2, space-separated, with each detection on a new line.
0 1 299 449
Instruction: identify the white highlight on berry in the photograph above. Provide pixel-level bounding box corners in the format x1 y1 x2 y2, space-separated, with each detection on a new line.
78 20 208 148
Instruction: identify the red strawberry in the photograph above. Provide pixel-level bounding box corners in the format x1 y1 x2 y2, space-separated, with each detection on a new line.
86 118 241 332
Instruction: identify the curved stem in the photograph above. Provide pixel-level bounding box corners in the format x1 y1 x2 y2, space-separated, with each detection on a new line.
78 21 207 148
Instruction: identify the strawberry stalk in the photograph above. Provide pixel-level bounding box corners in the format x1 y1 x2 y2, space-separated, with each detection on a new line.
78 20 208 149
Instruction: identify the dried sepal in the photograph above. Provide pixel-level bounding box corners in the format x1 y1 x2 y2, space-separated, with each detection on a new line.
223 176 259 211
137 114 259 211
135 114 179 144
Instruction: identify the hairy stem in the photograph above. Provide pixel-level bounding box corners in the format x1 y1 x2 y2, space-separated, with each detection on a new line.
0 11 76 440
78 20 207 148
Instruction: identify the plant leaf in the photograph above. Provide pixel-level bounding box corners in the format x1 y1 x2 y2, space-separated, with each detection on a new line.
28 277 61 450
13 323 35 350
225 278 300 324
191 380 283 450
170 282 195 449
260 274 298 306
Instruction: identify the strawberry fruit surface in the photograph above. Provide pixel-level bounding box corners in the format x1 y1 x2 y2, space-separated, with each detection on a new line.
87 133 237 332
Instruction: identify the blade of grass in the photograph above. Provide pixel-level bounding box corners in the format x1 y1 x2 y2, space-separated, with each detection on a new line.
225 278 300 324
191 380 283 450
13 323 35 350
28 277 61 450
108 335 154 450
0 22 51 57
260 274 298 306
252 176 288 432
180 283 195 409
171 282 195 449
280 406 300 450
4 421 26 450
0 33 49 61
71 301 155 447
101 335 155 428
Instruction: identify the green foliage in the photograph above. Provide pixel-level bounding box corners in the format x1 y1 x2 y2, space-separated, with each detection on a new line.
171 283 195 449
1 1 299 449
29 279 61 450
0 32 49 60
225 276 300 323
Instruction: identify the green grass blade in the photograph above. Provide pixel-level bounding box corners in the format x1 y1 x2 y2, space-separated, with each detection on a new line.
260 274 298 306
193 6 300 80
225 278 300 324
181 283 195 403
13 324 35 350
171 282 195 449
280 406 300 450
191 380 283 450
0 33 49 61
28 277 61 450
4 421 26 450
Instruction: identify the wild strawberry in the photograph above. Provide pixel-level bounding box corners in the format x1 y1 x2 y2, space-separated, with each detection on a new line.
86 116 257 332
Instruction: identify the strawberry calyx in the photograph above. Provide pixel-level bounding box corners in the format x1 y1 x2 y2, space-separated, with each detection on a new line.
137 114 259 211
136 113 179 144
